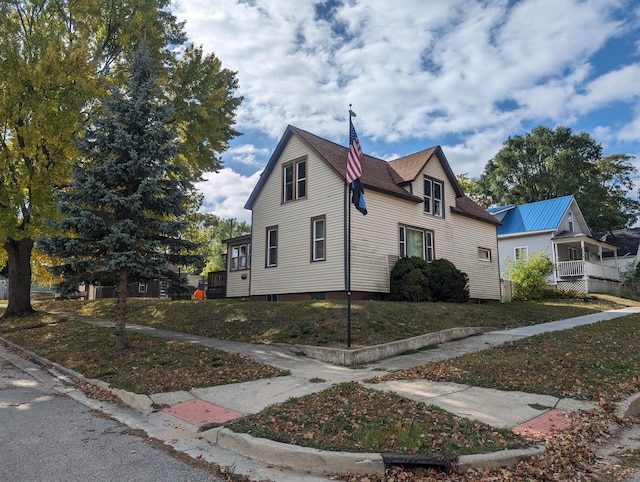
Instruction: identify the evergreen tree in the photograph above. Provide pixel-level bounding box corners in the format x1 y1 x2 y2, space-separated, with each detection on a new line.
0 2 241 318
39 47 200 350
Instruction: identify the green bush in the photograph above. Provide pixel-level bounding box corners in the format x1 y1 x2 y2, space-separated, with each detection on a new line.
504 250 554 300
425 258 469 303
389 257 469 303
389 257 430 301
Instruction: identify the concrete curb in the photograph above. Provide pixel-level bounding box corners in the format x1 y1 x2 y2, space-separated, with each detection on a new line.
201 426 547 477
280 327 491 366
617 392 640 419
202 427 386 477
457 445 546 472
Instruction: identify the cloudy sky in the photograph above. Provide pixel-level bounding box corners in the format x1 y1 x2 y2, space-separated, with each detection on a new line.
171 0 640 224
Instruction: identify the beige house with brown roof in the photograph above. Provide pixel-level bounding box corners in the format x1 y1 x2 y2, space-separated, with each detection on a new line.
225 125 501 301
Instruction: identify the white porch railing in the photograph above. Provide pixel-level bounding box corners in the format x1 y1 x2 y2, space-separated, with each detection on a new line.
556 260 620 281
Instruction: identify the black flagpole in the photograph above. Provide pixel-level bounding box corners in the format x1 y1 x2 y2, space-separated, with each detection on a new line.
347 180 352 348
346 105 356 348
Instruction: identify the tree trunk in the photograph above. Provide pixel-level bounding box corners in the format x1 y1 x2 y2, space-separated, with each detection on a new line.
2 238 35 319
115 271 129 350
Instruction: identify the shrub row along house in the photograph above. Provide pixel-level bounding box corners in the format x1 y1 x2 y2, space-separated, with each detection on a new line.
224 125 502 301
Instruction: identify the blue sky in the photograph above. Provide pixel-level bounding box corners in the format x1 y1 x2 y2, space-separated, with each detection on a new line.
171 0 640 224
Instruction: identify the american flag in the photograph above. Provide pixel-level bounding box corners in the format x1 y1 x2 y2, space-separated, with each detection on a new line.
346 118 362 184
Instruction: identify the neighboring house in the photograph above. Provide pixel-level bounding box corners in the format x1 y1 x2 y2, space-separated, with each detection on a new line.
86 279 171 299
226 125 502 301
487 195 621 294
83 271 200 300
599 228 640 277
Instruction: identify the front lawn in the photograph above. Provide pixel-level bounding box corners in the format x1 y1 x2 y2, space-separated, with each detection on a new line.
0 312 288 394
373 314 640 402
38 295 636 347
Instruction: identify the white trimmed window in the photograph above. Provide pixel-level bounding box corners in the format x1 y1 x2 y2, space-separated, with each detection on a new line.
231 243 251 271
514 246 528 260
266 226 278 267
424 176 444 217
478 247 491 262
311 216 325 262
399 226 434 261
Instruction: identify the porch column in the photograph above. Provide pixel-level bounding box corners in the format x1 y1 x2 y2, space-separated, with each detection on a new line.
581 239 587 280
553 242 559 284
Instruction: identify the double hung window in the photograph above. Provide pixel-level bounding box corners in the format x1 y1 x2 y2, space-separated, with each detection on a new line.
311 216 325 262
283 158 307 202
266 226 278 267
514 246 528 260
231 243 251 271
424 176 444 217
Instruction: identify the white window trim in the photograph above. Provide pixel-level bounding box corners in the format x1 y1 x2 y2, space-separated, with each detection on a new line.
514 246 529 260
478 247 491 262
311 216 325 262
266 227 278 267
230 243 251 271
424 176 444 217
399 225 434 261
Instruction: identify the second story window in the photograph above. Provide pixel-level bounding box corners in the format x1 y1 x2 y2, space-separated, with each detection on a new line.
424 176 444 217
283 158 307 203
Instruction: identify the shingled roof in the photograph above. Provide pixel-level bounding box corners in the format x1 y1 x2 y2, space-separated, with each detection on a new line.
245 125 499 225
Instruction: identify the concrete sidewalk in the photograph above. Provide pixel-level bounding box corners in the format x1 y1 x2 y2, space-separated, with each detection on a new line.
4 305 640 479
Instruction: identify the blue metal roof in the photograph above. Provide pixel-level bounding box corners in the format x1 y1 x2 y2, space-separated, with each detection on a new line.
494 195 574 236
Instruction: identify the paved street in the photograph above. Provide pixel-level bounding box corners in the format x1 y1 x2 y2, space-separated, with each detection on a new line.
0 356 219 482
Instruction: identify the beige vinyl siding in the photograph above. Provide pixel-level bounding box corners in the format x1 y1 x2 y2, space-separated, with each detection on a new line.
250 136 345 296
349 190 420 293
418 155 500 300
248 135 500 300
226 270 250 297
352 152 499 300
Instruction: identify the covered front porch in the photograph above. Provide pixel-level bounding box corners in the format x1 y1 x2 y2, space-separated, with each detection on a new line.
552 232 620 295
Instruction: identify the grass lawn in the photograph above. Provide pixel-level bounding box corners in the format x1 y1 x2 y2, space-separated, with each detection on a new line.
224 381 529 457
372 313 640 402
0 312 288 394
37 294 636 347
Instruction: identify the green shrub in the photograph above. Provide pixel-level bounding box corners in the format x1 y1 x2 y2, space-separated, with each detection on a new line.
425 258 469 303
504 250 554 300
389 257 469 303
389 257 430 301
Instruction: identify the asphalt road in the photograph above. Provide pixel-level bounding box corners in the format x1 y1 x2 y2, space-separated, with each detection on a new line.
0 357 219 482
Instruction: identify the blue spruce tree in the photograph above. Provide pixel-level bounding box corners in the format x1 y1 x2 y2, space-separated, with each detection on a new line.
40 46 201 350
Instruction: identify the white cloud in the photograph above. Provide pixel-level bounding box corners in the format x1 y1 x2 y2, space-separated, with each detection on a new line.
195 168 261 224
173 0 640 210
573 65 640 112
223 143 271 168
